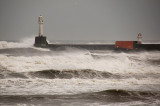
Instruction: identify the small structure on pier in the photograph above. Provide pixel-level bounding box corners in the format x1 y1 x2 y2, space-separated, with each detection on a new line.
137 33 142 44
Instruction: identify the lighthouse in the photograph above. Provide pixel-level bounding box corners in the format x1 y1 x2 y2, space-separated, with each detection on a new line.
137 33 142 44
39 15 43 36
34 15 48 47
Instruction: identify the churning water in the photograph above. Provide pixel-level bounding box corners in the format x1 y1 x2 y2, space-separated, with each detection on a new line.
0 39 160 106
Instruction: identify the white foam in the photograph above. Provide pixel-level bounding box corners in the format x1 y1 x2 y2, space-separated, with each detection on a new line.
106 101 149 106
0 78 159 95
32 47 51 51
0 50 160 74
0 37 34 49
0 39 159 74
0 46 160 96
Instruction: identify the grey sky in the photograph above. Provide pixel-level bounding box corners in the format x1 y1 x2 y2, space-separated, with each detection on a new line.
0 0 160 41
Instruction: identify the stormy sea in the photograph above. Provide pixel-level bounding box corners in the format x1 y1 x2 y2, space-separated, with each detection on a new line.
0 39 160 106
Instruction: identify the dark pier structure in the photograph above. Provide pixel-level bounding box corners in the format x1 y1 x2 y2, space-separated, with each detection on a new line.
34 16 160 51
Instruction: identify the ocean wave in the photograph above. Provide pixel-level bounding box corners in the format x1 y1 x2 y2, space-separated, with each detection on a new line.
0 72 27 79
85 89 160 105
1 68 160 80
0 66 27 79
95 89 159 98
0 40 160 106
1 78 160 94
0 49 160 74
0 89 159 106
0 38 34 49
26 69 118 79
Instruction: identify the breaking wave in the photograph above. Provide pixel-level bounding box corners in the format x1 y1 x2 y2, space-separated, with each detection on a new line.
0 37 35 49
0 89 160 106
0 48 160 75
26 69 116 79
0 40 160 105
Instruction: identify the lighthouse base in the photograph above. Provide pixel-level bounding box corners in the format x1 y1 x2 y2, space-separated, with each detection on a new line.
34 36 48 47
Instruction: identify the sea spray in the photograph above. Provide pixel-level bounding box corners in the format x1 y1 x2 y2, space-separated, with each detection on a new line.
0 41 160 105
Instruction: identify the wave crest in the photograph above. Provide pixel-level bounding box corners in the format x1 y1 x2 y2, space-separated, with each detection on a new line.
27 69 117 79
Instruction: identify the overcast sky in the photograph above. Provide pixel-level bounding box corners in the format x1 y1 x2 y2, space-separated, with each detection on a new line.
0 0 160 41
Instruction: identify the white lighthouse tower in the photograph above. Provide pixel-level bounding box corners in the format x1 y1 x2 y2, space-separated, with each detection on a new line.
34 15 48 47
137 33 142 44
39 15 43 36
